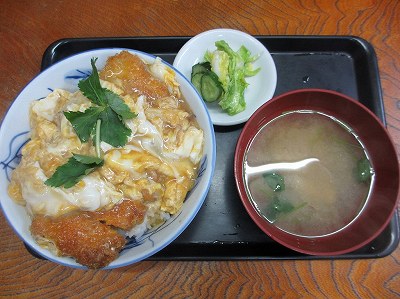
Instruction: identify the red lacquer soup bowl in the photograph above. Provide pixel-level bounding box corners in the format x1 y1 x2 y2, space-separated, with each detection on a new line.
234 89 399 255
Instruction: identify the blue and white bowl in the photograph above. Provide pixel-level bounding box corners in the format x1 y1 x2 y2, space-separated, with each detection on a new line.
0 48 216 269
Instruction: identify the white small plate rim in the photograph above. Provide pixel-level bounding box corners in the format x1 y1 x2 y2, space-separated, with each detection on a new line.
173 28 277 126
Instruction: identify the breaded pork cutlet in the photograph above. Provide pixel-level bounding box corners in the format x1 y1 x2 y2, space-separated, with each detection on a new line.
31 200 147 269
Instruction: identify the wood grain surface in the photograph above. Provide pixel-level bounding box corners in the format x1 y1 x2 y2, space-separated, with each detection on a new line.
0 0 399 298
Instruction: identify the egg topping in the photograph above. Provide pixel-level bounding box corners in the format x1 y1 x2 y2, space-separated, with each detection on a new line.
8 51 204 268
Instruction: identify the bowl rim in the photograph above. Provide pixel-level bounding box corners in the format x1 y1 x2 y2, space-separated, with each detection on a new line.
234 88 400 255
0 48 216 269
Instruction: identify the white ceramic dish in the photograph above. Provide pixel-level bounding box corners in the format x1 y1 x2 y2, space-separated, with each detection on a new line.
0 48 216 269
173 28 277 126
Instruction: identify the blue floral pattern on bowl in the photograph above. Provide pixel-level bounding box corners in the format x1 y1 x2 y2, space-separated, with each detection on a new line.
65 68 91 80
1 131 29 181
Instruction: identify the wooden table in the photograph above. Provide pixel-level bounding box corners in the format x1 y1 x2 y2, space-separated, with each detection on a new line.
1 1 399 297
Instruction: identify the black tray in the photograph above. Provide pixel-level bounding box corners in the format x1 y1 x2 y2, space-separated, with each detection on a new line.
33 36 399 261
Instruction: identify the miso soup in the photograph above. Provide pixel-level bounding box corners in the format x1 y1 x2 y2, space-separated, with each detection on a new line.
243 111 374 237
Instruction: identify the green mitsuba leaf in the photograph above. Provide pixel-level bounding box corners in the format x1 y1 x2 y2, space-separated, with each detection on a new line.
78 58 107 106
264 195 295 222
99 106 132 147
61 56 138 148
356 157 373 182
73 153 104 165
47 57 137 189
73 57 136 146
263 172 285 192
64 106 104 143
104 89 137 120
44 154 104 188
264 195 307 223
